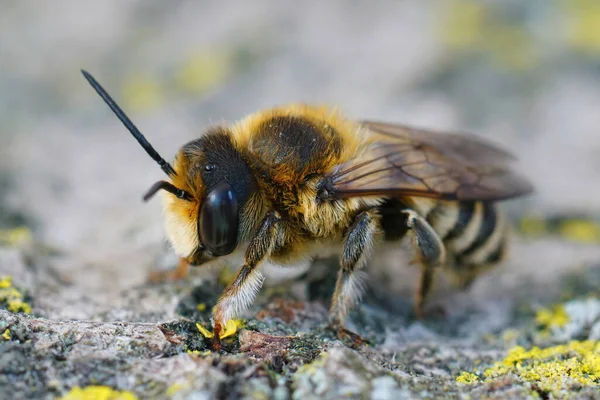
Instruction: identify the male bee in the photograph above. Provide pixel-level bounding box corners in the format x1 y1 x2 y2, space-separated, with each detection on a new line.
82 70 533 348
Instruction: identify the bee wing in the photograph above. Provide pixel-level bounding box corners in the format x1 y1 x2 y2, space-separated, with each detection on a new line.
325 121 533 201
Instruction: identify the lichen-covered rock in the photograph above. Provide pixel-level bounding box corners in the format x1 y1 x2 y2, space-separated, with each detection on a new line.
456 341 600 399
292 347 416 400
3 245 600 399
535 298 600 343
4 2 600 399
239 330 294 362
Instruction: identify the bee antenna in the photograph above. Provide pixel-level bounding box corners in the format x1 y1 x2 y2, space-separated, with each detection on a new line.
143 180 194 202
81 70 176 177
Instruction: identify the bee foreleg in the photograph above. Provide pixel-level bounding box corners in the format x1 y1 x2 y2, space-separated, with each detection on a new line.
329 210 377 340
402 209 446 318
211 211 281 346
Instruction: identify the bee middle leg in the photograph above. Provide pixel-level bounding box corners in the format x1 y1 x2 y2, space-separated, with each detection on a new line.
211 211 281 350
402 209 446 318
329 209 378 346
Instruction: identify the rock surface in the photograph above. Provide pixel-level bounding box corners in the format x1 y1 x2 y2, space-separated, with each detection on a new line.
2 242 600 399
2 1 600 399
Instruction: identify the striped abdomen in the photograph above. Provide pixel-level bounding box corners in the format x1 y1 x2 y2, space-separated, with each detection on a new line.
379 197 509 288
424 200 508 286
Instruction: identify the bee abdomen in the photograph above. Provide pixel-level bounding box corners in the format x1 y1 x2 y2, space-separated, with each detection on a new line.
425 200 507 268
380 198 508 271
436 201 507 268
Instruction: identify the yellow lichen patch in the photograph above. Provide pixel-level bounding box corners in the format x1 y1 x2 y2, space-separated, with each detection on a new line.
0 276 12 289
7 298 32 314
536 304 570 333
166 382 190 397
437 0 486 49
558 220 600 244
0 275 32 314
519 216 600 243
485 26 539 72
0 226 32 247
60 385 137 400
456 371 480 384
175 50 232 94
121 75 163 112
436 1 539 71
196 319 244 340
483 341 600 395
502 328 521 344
519 216 548 237
2 329 10 340
186 349 211 357
562 0 600 55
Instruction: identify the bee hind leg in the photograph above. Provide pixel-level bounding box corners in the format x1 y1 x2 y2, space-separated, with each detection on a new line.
211 211 281 350
329 209 378 347
402 209 446 319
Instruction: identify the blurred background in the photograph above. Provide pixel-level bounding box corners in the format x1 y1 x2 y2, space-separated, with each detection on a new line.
1 0 600 319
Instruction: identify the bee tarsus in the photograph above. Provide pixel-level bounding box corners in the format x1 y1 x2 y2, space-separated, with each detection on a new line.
212 322 223 351
212 211 280 329
329 209 377 329
402 208 446 317
329 324 371 349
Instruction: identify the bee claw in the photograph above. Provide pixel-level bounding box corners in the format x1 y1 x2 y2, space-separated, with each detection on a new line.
212 322 223 351
329 324 371 348
212 336 222 351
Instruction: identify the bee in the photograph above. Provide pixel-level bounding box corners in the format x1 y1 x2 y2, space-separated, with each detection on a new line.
82 70 533 348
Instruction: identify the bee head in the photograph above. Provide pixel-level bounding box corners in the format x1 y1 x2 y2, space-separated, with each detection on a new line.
82 70 255 264
167 129 255 263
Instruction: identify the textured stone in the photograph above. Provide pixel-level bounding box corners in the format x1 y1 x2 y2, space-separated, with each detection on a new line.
3 2 600 399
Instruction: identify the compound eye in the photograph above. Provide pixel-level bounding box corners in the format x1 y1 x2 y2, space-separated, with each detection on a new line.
199 182 239 256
